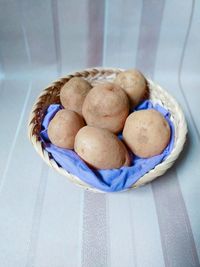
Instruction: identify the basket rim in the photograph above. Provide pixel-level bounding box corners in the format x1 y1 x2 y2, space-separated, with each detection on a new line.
28 67 188 192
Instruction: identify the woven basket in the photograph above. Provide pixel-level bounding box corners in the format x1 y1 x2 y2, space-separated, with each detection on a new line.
28 68 187 192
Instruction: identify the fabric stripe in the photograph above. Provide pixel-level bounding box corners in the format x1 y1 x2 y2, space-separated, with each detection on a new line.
136 0 165 77
178 0 200 140
103 0 142 69
176 0 200 262
152 171 200 267
0 1 29 74
18 0 32 69
87 0 105 67
0 79 44 267
128 185 165 267
0 78 4 97
102 0 108 67
24 1 61 264
0 2 32 192
51 0 62 76
81 2 107 266
175 0 200 259
18 4 52 265
16 0 57 77
21 23 32 68
0 81 32 195
108 193 136 267
0 52 5 79
57 1 89 73
81 192 108 267
136 0 199 266
25 165 49 267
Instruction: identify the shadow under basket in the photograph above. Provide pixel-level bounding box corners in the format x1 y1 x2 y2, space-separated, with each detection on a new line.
28 68 187 193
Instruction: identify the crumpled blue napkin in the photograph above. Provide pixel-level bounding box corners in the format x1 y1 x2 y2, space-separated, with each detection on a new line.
40 100 174 192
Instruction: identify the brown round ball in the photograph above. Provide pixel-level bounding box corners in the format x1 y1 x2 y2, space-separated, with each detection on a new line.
60 77 92 116
82 82 130 133
123 109 170 158
114 69 147 108
74 126 131 169
48 109 85 149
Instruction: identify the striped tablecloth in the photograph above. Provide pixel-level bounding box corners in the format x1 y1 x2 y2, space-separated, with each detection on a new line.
0 1 199 266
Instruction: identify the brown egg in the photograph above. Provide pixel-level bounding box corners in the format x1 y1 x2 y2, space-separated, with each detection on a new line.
114 69 147 108
123 109 170 158
74 126 131 169
48 109 85 149
82 82 130 133
60 77 92 116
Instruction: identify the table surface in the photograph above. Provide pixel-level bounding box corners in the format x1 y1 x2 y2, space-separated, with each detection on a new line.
0 0 200 267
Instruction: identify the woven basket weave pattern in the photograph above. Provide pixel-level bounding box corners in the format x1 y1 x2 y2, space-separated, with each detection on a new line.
28 68 187 192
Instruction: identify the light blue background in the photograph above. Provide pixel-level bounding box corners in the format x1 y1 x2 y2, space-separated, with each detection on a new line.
0 0 199 266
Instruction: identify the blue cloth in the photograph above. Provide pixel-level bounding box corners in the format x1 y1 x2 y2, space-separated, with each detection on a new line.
40 100 175 192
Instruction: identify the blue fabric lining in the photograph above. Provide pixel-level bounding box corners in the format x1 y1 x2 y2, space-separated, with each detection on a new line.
40 100 174 192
